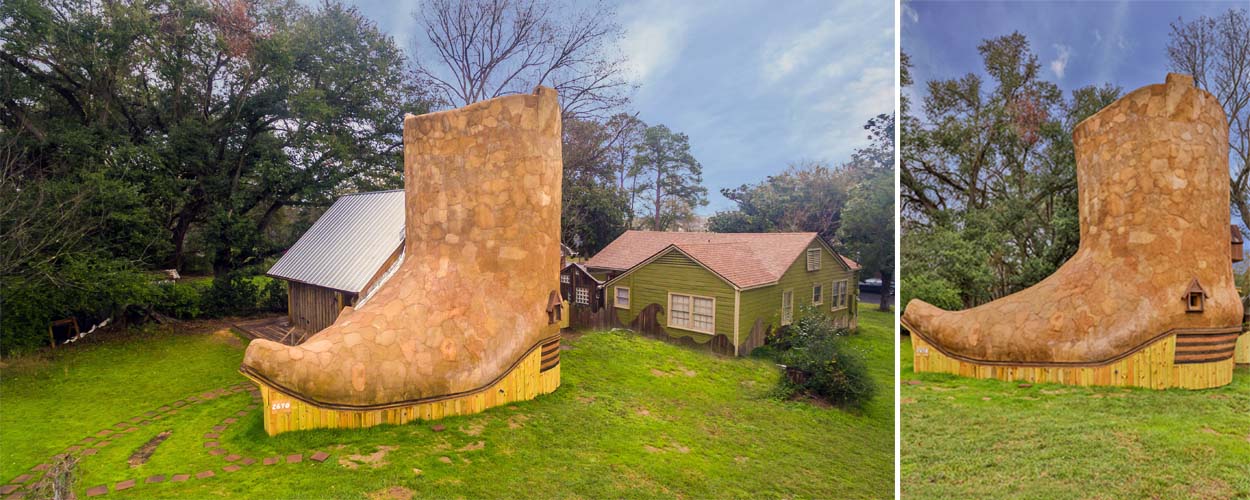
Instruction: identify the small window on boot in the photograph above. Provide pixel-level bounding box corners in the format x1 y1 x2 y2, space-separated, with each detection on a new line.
1184 279 1206 313
546 291 563 324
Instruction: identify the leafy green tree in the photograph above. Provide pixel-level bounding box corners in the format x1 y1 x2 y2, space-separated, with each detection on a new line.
632 124 707 231
1 0 428 277
709 162 853 241
900 33 1120 306
559 116 632 254
838 170 893 311
0 0 429 350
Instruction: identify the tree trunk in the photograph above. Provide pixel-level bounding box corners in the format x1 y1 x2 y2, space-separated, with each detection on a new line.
653 168 662 230
628 174 638 228
170 217 191 271
878 270 893 311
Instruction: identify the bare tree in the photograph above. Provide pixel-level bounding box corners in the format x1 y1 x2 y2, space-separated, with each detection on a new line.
1168 9 1250 228
412 0 634 120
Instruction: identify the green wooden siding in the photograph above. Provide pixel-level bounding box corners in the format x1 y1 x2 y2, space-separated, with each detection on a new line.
737 243 858 336
608 251 736 342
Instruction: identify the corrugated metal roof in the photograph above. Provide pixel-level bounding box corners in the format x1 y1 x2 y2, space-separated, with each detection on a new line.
267 190 405 293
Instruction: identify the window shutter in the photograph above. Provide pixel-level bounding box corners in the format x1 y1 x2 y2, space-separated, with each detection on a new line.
807 248 821 271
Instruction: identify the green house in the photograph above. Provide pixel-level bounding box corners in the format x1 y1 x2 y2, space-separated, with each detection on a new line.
581 231 860 356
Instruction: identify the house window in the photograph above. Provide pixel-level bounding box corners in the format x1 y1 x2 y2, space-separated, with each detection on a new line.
560 274 570 284
614 286 631 309
806 248 821 271
782 289 794 325
575 287 589 305
832 280 849 310
669 293 715 334
812 284 823 305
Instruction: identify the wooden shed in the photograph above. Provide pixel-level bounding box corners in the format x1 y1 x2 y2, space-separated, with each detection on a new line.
560 262 605 328
267 190 406 335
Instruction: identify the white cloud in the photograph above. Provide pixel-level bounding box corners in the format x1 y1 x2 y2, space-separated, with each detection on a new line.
760 18 846 83
1050 44 1071 79
902 2 919 24
618 1 697 83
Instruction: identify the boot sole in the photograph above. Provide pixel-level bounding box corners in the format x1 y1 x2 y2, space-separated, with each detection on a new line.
241 335 562 435
903 319 1241 390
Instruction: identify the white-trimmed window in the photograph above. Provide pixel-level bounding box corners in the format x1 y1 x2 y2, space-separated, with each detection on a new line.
812 284 823 305
806 248 821 271
560 274 570 284
832 280 849 310
781 289 794 325
614 286 631 309
668 292 715 334
575 287 589 305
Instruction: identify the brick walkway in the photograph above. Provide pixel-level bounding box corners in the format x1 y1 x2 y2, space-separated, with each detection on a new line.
3 383 333 499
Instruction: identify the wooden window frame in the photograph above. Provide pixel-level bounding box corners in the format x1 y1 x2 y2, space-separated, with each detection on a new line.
812 283 823 305
781 288 794 326
831 280 849 311
560 274 571 284
575 287 590 305
667 292 716 335
806 248 821 271
614 286 631 309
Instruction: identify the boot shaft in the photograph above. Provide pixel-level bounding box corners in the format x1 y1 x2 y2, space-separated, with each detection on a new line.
1072 73 1230 264
401 87 563 297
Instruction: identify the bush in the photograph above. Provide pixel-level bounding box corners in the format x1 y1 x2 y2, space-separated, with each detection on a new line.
259 277 288 313
153 280 211 319
772 306 876 407
900 274 963 313
0 255 155 355
202 272 260 317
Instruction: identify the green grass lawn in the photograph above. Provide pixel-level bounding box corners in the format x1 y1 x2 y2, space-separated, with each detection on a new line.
901 335 1250 500
1 305 894 499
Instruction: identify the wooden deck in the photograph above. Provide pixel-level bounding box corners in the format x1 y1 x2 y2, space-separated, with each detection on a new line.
233 316 311 346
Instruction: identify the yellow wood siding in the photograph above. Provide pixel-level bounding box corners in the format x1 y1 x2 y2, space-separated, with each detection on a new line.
738 244 858 337
912 334 1234 390
610 251 736 341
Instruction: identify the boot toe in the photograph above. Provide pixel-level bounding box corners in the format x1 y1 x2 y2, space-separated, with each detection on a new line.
902 299 948 333
242 339 321 395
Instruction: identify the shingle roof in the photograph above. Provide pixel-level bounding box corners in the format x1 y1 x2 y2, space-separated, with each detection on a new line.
588 231 858 289
267 190 405 293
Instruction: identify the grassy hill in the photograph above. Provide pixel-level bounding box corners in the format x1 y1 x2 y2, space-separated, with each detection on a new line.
901 335 1250 499
0 306 894 499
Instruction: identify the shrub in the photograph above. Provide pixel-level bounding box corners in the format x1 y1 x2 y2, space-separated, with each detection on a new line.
153 280 211 319
202 272 260 317
773 307 876 407
259 277 288 313
0 255 154 356
900 274 963 313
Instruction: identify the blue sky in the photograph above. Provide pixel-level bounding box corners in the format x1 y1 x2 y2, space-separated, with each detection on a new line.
902 0 1240 109
334 0 894 213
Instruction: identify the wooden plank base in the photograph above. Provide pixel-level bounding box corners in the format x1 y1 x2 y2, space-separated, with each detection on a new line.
912 334 1234 390
1236 332 1249 365
245 346 561 435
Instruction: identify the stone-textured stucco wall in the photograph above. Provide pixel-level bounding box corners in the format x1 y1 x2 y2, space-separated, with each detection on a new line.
242 87 563 406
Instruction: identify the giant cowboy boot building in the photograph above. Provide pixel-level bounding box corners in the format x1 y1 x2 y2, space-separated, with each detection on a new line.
903 74 1244 390
241 87 564 434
